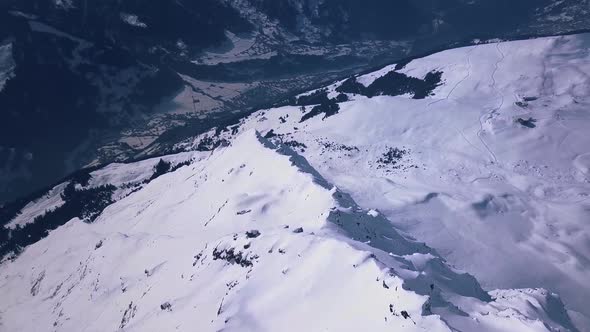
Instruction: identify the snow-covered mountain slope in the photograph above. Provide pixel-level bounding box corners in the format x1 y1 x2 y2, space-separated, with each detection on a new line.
0 131 577 331
2 32 590 331
173 33 590 330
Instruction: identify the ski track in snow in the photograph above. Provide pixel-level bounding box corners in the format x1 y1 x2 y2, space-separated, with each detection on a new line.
428 45 476 106
439 46 485 156
476 42 505 165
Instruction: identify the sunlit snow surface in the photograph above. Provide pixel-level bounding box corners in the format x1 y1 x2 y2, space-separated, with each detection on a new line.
2 34 590 331
202 33 590 330
0 132 574 332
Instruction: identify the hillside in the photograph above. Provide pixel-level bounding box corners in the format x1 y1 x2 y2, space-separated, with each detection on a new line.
1 32 589 331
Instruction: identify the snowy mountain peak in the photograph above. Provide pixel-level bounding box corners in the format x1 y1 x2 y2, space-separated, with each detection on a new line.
2 31 590 331
0 128 579 331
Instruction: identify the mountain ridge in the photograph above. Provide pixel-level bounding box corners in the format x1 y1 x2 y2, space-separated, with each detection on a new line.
3 32 590 330
0 130 578 331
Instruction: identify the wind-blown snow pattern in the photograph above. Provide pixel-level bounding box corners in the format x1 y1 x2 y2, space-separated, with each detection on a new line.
1 33 589 331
